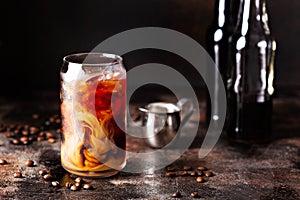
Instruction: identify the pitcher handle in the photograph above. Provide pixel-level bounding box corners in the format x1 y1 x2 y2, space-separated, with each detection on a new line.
176 98 194 126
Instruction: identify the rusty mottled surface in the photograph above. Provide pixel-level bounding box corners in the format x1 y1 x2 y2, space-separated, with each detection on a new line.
0 89 300 200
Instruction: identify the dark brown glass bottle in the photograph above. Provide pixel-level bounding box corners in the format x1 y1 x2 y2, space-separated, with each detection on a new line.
227 0 275 143
206 0 240 125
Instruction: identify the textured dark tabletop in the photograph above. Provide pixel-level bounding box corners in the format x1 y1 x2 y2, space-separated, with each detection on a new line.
0 89 300 200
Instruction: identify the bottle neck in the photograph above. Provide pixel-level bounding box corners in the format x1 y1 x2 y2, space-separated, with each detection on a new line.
212 0 239 29
238 0 264 36
262 0 271 35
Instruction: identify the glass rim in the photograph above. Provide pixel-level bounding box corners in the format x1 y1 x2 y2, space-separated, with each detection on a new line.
63 52 123 66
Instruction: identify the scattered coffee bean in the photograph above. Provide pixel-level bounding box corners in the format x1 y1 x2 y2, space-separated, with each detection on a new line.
197 166 207 171
29 126 39 134
166 172 176 177
20 136 28 143
45 132 54 139
197 171 204 176
75 177 83 183
37 136 45 141
83 183 92 190
75 182 81 187
22 130 29 136
22 140 29 145
24 124 30 130
0 159 8 165
205 171 213 177
25 160 34 167
196 176 205 183
44 121 51 126
5 132 14 138
47 138 56 143
49 117 55 123
183 165 192 171
39 169 48 176
172 191 182 198
190 171 197 177
51 181 60 187
55 119 61 124
166 166 176 172
56 129 62 134
191 192 199 198
32 114 39 119
178 171 188 176
70 185 79 191
65 182 73 188
43 174 53 181
12 139 20 145
13 172 22 178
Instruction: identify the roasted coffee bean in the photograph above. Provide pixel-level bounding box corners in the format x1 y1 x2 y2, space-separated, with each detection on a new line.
45 132 54 139
47 138 56 143
22 140 29 145
22 130 29 136
37 136 45 141
65 182 73 188
12 139 20 145
178 171 188 176
24 124 30 130
75 182 81 187
56 129 62 134
165 172 176 177
13 172 22 178
43 174 53 181
29 126 39 134
25 160 34 167
197 166 207 171
38 169 48 176
83 183 92 190
20 137 28 143
32 114 39 119
13 129 20 134
172 191 182 198
55 119 61 124
197 171 204 176
196 176 205 183
191 192 199 198
205 171 213 177
49 117 55 123
166 166 176 172
5 132 14 138
190 171 197 177
52 181 60 187
70 185 79 191
183 165 192 171
39 131 45 137
44 121 51 126
75 177 83 183
0 159 8 165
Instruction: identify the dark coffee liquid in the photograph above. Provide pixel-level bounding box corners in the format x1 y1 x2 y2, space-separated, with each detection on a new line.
227 99 272 143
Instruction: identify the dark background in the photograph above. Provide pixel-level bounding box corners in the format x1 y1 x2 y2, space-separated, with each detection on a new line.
0 0 299 98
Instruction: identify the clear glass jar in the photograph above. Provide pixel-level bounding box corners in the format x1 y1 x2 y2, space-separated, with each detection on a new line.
60 53 126 177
